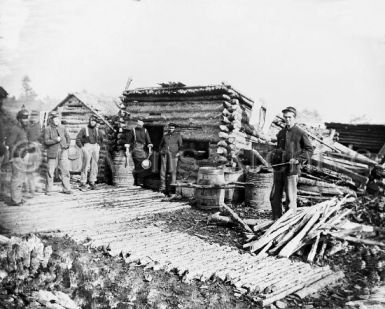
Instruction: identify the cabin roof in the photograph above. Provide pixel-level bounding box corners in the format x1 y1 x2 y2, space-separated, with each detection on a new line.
123 84 254 108
0 86 8 99
55 92 119 130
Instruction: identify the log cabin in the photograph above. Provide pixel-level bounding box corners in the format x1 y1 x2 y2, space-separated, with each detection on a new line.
117 84 270 190
325 122 385 157
51 92 119 182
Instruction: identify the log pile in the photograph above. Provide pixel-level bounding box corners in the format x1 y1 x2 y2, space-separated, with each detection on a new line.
242 196 380 262
110 107 131 153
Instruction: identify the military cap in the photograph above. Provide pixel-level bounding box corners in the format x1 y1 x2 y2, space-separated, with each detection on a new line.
281 106 297 117
89 114 98 121
16 108 29 120
49 111 60 119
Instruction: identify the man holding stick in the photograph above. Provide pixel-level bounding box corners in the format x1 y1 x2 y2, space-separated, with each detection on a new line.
270 106 313 219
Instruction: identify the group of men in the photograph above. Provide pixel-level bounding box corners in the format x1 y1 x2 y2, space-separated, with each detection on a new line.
1 95 312 222
4 109 104 206
2 109 184 205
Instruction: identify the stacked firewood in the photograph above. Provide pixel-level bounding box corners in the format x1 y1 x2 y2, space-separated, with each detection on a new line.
110 106 131 153
298 165 357 203
243 196 361 261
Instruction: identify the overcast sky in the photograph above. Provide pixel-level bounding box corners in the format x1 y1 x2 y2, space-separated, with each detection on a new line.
0 0 384 123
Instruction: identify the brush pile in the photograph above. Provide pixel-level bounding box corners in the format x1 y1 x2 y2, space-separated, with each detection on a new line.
242 196 385 262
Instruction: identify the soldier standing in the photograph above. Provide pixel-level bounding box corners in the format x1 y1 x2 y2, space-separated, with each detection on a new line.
44 112 72 195
7 108 29 205
270 106 313 219
159 123 183 194
123 119 153 186
76 115 104 190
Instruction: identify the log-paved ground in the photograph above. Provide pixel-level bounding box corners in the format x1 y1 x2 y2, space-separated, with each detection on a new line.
0 184 341 306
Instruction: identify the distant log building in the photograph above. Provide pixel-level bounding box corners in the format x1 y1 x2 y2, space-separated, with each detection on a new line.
325 122 385 156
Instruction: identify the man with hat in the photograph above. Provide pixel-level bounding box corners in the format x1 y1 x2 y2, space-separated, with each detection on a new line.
6 108 30 205
159 123 183 194
44 111 72 195
270 106 313 219
76 115 105 190
123 119 153 186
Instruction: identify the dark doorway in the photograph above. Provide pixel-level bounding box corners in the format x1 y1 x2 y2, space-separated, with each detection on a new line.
144 125 164 152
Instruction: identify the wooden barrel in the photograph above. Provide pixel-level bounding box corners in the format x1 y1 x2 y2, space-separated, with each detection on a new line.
196 167 225 185
224 169 244 204
112 151 134 187
245 169 274 210
195 167 225 210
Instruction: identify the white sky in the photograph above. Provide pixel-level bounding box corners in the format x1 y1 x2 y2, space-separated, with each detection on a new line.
0 0 385 123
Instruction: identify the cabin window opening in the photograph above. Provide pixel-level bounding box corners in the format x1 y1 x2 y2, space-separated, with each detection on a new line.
181 140 209 160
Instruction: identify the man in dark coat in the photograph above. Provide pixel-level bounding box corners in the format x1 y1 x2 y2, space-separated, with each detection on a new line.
6 108 29 205
270 106 313 219
76 115 105 190
124 119 153 186
44 111 72 194
159 123 183 193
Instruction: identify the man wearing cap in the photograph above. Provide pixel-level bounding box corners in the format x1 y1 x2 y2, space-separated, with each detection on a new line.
123 119 153 186
159 123 183 194
44 111 72 195
76 115 105 190
270 106 313 219
6 108 30 205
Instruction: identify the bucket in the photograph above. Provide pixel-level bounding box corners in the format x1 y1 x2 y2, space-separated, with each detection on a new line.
224 169 244 204
245 169 273 210
112 151 134 187
195 167 225 210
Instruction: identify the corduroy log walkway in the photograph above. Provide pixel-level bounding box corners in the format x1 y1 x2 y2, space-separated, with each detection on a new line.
0 185 342 305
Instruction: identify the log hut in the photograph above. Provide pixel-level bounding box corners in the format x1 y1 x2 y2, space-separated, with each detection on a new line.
118 84 269 191
325 122 385 156
51 92 118 182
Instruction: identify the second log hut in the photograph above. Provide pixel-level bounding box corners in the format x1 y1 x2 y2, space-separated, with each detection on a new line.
51 92 119 182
